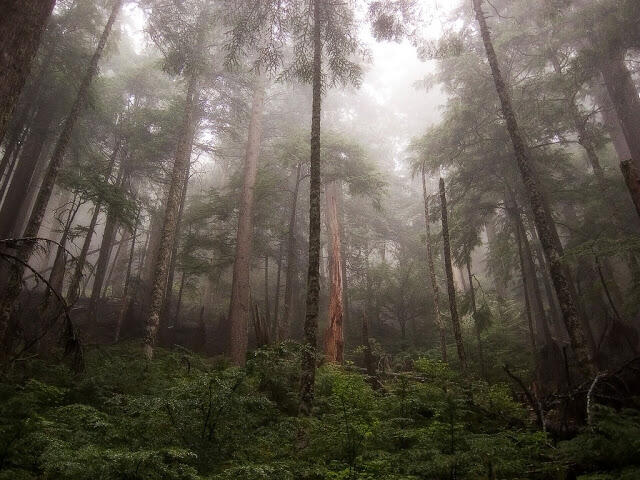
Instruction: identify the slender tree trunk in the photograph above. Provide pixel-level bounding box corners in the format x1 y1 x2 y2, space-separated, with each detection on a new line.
264 254 271 329
67 141 120 304
102 231 123 297
0 0 123 348
144 69 199 360
273 239 283 340
282 162 302 340
324 181 344 364
0 106 53 238
621 160 640 218
514 213 537 353
361 311 376 377
174 271 186 327
466 258 485 377
422 166 447 362
162 153 192 329
0 0 56 143
114 210 139 343
337 182 350 331
473 0 596 375
300 0 323 415
67 203 101 305
439 177 466 369
226 73 266 365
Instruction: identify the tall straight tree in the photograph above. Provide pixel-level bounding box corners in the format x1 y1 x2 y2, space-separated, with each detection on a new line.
472 0 596 375
324 181 344 364
227 74 266 366
0 0 124 349
144 71 199 359
439 177 466 369
421 166 446 362
0 0 56 143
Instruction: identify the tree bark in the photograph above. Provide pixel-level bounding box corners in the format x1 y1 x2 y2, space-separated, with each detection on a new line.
324 181 344 364
226 73 266 365
421 166 447 362
300 0 323 415
0 0 124 349
0 105 53 239
114 210 139 343
144 69 199 360
162 152 192 332
621 160 640 219
273 239 283 340
473 0 596 375
466 258 485 377
591 82 632 163
281 162 302 340
439 177 466 369
0 0 56 144
264 254 271 330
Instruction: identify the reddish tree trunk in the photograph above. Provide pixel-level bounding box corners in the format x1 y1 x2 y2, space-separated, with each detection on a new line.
324 181 344 364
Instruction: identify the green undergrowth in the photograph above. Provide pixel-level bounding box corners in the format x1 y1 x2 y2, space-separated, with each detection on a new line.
0 343 638 479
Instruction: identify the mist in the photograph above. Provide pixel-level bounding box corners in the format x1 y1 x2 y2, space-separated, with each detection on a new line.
0 0 639 478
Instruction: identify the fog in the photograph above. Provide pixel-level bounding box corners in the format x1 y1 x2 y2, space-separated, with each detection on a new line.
0 1 639 477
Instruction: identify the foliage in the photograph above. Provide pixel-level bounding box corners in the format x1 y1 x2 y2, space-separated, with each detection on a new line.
1 345 638 479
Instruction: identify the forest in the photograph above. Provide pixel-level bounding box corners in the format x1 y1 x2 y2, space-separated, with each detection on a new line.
0 0 639 478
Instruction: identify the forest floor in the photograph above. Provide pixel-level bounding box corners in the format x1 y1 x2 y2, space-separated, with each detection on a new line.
0 343 639 480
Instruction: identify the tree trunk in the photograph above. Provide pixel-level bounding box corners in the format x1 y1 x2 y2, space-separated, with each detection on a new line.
67 203 100 305
0 0 56 144
114 211 139 343
162 152 192 332
144 68 199 360
281 162 302 340
300 0 323 415
264 255 271 330
226 73 266 365
621 160 640 219
0 105 53 239
439 177 466 369
324 181 344 364
422 166 447 362
466 258 485 377
173 271 186 327
473 0 596 376
361 311 376 378
0 0 123 349
273 239 283 340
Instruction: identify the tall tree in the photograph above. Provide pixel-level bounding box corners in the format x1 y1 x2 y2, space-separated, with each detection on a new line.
324 180 344 364
472 0 596 375
227 74 266 365
421 166 447 362
439 177 466 369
